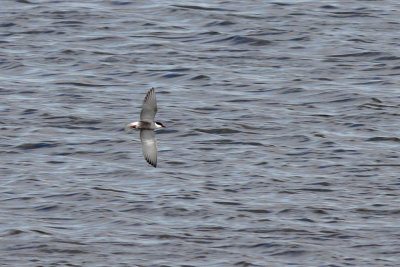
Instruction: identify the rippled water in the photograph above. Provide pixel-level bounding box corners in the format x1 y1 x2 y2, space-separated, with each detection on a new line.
1 1 400 266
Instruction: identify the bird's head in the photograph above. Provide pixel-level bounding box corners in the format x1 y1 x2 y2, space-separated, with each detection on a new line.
155 122 166 128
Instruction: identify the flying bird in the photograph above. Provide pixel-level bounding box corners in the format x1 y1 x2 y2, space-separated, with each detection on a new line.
126 88 166 167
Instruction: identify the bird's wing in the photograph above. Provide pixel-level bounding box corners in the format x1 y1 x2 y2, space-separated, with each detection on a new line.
140 129 157 167
140 87 157 122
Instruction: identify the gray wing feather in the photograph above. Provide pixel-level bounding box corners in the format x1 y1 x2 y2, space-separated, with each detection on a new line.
140 129 157 167
140 88 157 122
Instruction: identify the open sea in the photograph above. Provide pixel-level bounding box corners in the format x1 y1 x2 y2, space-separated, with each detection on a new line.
1 1 400 266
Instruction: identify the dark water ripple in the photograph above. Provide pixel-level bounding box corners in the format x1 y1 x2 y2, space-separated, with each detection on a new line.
1 0 400 266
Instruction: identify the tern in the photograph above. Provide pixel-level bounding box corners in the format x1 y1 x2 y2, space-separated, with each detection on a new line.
126 88 166 167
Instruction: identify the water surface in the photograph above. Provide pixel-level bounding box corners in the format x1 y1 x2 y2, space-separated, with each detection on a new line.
1 1 400 266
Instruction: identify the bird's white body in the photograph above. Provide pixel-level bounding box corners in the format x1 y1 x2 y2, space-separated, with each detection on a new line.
127 121 165 130
126 88 165 167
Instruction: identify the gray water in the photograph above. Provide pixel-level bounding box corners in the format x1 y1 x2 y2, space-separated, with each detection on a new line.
1 1 400 266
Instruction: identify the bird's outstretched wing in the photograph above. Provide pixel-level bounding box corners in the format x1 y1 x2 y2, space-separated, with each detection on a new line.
140 129 157 167
140 88 157 122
